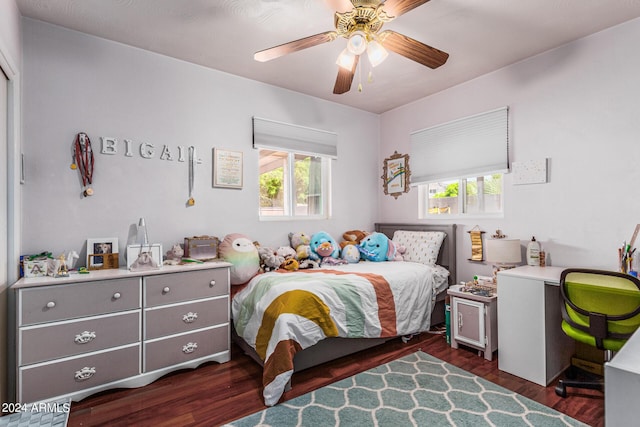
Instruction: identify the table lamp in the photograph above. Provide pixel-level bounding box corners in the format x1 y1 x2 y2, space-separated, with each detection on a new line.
485 238 522 282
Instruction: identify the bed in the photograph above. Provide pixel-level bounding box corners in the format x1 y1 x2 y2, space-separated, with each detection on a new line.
231 223 457 406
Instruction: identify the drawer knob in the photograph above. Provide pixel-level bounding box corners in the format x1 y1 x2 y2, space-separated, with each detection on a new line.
182 342 198 354
113 292 121 299
46 301 56 309
75 331 97 344
210 280 216 287
74 367 96 381
163 286 170 293
182 312 198 323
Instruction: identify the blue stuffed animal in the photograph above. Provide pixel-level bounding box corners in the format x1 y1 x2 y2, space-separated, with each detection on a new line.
310 231 341 260
358 232 397 262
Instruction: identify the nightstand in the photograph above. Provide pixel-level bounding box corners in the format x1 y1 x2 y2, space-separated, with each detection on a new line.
447 286 498 361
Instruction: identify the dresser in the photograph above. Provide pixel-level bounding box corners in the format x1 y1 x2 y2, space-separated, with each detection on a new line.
12 262 231 404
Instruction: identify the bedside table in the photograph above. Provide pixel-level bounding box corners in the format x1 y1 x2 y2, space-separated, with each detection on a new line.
447 286 498 361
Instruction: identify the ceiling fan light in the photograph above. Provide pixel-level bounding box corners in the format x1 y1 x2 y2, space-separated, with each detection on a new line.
336 48 356 70
367 40 388 67
347 31 367 55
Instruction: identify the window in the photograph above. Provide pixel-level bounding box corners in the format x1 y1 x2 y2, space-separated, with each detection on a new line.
410 107 509 218
253 117 336 219
258 149 329 218
418 173 503 218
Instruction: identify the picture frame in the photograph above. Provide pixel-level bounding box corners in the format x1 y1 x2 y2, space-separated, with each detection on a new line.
381 151 411 199
213 148 243 189
86 237 119 269
127 243 163 271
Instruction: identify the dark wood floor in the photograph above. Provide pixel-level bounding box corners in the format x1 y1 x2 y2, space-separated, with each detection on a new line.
67 332 604 426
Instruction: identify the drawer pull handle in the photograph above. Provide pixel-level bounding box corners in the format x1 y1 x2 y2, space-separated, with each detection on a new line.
182 312 198 323
182 342 198 354
74 367 96 381
75 331 97 344
46 301 56 309
210 280 216 287
163 286 171 293
458 313 463 330
113 292 121 299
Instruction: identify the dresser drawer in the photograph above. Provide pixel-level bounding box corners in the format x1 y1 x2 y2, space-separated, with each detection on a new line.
20 311 140 365
19 278 141 326
144 269 228 307
145 297 228 340
144 325 228 372
19 344 140 403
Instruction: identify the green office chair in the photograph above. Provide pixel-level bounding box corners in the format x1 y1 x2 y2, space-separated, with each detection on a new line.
555 268 640 397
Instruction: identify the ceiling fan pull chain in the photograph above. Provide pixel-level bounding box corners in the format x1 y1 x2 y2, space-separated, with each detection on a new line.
358 59 363 92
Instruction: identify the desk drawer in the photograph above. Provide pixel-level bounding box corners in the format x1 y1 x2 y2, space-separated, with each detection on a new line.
20 278 140 326
144 297 228 340
20 311 140 365
144 325 228 372
144 269 228 307
19 344 140 403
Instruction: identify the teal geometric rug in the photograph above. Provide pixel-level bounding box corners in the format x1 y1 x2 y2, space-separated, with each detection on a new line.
226 351 587 427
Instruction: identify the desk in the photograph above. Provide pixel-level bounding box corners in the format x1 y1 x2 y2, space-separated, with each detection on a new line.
605 326 640 425
497 266 575 386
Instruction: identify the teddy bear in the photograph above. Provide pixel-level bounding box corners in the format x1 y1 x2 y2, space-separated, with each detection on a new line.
340 230 370 249
288 231 318 261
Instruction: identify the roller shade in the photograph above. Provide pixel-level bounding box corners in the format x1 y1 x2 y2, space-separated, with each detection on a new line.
253 117 338 159
410 107 509 184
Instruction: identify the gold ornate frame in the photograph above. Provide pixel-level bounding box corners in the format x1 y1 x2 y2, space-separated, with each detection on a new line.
381 151 411 199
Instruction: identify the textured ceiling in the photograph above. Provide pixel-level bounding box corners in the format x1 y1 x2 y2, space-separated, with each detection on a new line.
15 0 640 113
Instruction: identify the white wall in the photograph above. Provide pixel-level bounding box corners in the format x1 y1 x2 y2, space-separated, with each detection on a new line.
379 17 640 282
21 19 380 264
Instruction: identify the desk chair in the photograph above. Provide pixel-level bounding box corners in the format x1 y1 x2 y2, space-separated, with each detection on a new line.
555 268 640 397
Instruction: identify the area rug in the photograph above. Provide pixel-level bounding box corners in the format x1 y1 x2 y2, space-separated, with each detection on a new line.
226 351 587 427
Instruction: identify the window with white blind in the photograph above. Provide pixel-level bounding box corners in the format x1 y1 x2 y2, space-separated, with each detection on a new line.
410 107 509 218
253 117 335 219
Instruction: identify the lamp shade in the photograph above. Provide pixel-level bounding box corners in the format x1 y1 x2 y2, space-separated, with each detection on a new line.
485 238 522 264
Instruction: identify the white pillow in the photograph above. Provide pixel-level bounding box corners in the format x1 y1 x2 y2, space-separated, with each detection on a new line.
392 230 446 266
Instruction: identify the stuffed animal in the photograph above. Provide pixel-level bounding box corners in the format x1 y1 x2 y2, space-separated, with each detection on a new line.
358 232 398 262
298 259 319 269
340 230 370 249
256 245 284 273
341 244 361 263
282 257 299 271
288 231 317 261
310 231 340 259
219 233 260 285
276 246 296 260
163 244 184 265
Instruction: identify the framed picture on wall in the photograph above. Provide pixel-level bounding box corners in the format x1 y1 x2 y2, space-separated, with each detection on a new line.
213 148 243 189
86 237 119 269
381 151 411 199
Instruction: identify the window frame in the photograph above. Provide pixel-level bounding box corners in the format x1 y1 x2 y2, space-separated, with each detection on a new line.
258 148 332 221
418 173 504 219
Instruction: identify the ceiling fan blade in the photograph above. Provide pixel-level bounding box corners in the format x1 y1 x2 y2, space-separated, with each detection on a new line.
325 0 354 13
333 55 360 94
381 0 431 18
255 31 338 62
378 30 448 69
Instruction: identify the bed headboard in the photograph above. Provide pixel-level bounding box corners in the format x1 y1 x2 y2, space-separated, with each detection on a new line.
374 223 457 286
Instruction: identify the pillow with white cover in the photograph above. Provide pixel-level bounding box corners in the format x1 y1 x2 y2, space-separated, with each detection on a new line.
392 230 446 266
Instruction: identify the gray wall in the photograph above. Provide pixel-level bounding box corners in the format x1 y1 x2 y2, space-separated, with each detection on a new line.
21 19 380 264
379 17 640 282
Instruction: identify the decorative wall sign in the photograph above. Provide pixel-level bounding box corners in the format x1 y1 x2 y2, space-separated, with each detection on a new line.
381 151 410 199
213 148 243 189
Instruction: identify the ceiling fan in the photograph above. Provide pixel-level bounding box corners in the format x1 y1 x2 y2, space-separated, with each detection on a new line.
254 0 449 94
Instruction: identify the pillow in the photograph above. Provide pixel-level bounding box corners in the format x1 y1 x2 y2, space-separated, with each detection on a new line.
392 230 446 266
219 233 260 285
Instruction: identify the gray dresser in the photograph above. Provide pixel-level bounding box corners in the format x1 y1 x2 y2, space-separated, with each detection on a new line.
13 262 231 403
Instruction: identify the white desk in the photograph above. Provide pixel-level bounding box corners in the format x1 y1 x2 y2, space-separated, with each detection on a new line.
605 326 640 425
497 266 575 386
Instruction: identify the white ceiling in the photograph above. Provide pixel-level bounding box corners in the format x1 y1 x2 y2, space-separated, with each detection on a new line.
15 0 640 113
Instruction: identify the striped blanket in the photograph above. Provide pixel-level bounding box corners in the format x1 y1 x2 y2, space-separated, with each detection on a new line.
232 261 449 406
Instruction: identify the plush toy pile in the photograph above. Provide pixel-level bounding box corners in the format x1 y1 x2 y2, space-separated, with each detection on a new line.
220 228 406 285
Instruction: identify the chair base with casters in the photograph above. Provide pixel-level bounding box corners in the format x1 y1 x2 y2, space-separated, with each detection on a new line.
554 269 640 398
555 350 613 397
